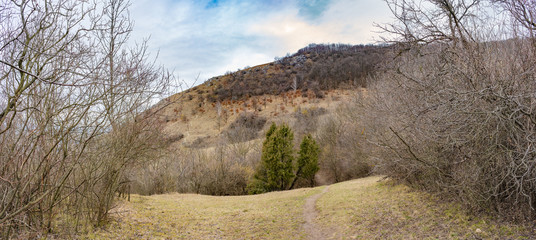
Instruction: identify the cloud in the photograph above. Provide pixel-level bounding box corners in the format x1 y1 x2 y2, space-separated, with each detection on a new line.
247 0 391 54
129 0 392 88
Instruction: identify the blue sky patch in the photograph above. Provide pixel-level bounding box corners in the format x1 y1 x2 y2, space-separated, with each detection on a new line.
205 0 219 8
298 0 331 20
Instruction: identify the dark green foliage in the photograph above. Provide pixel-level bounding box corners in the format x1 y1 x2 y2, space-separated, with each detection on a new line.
248 123 295 193
246 178 269 195
294 134 320 187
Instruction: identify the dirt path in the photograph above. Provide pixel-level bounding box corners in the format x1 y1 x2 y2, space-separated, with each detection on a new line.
303 185 331 240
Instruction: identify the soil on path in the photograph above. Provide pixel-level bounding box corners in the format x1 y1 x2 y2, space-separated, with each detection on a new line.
303 185 331 240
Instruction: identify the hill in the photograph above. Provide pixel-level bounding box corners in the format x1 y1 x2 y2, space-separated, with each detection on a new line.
149 44 385 148
84 176 532 239
123 44 385 196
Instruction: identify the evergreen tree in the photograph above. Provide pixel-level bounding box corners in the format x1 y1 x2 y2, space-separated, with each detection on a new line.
247 123 277 194
248 123 295 193
263 122 277 149
291 134 320 188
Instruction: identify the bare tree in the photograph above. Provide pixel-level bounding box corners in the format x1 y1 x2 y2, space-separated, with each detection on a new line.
0 0 171 236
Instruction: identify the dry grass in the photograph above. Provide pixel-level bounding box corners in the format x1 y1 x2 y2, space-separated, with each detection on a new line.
81 176 533 239
82 188 322 239
316 176 532 239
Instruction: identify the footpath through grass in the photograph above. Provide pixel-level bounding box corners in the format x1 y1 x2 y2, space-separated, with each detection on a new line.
83 187 321 239
83 176 533 239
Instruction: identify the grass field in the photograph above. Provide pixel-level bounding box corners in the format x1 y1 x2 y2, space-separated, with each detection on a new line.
83 187 321 239
82 176 533 239
316 177 531 239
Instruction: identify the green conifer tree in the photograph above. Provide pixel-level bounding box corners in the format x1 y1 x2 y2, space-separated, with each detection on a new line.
248 123 295 193
291 134 320 188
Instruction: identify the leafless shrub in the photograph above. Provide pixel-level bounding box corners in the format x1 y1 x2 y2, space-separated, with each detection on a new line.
362 0 536 221
292 107 327 135
223 112 266 142
175 143 258 196
76 118 169 226
131 150 180 196
316 107 370 184
198 144 253 195
132 133 261 196
167 133 185 143
186 136 211 148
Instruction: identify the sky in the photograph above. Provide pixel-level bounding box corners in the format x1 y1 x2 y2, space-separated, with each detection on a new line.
129 0 393 88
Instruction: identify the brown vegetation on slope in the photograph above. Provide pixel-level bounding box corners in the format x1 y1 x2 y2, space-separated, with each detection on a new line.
210 44 387 101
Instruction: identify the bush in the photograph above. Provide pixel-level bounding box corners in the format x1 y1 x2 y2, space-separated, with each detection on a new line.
132 144 257 196
223 112 267 143
316 110 370 184
292 107 327 135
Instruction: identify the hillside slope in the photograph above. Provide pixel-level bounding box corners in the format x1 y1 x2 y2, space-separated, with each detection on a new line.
149 44 383 148
84 176 531 239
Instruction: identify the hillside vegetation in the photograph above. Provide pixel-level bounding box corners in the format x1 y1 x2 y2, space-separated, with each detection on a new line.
210 44 387 101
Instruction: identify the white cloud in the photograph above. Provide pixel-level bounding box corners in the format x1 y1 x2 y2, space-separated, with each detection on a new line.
129 0 392 88
248 0 391 53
